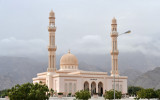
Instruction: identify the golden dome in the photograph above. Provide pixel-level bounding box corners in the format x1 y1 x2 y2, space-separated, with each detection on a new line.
60 50 78 70
60 50 78 66
112 17 117 24
49 10 55 17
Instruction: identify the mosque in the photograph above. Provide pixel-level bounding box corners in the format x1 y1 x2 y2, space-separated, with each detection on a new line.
32 10 128 96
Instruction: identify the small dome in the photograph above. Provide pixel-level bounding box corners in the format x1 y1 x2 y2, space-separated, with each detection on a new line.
49 10 55 17
60 50 78 70
112 17 117 24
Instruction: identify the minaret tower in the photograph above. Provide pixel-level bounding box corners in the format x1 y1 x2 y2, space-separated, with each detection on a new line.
110 17 119 76
47 10 57 72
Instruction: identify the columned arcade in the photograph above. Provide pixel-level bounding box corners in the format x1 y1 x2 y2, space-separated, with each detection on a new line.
84 81 104 96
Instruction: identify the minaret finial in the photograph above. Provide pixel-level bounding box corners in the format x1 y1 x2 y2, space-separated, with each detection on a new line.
68 49 70 53
112 17 117 24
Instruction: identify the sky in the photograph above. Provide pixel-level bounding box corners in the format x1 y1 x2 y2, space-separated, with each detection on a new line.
0 0 160 57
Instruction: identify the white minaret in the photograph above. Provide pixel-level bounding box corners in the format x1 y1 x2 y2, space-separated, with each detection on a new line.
47 10 57 72
110 17 119 76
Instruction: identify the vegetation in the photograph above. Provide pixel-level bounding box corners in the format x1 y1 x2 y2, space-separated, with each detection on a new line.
104 89 122 100
75 90 91 100
50 88 54 97
7 82 50 100
128 86 143 96
58 92 63 95
68 93 71 96
156 89 160 99
0 89 8 98
137 88 157 100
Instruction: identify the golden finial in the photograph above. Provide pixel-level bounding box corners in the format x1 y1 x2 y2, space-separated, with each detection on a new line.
68 49 70 53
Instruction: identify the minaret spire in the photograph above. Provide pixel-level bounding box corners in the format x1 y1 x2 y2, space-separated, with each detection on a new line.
47 10 57 72
110 17 119 76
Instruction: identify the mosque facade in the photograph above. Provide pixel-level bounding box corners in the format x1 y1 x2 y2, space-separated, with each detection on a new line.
32 10 128 96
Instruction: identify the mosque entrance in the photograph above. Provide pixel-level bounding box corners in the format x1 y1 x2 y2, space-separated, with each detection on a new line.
91 82 96 95
84 81 89 91
98 82 103 96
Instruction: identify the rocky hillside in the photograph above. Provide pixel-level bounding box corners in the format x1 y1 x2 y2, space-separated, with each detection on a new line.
0 52 160 90
0 56 46 90
133 67 160 89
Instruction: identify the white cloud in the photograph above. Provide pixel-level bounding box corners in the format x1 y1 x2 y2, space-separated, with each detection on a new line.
0 37 48 57
68 35 108 54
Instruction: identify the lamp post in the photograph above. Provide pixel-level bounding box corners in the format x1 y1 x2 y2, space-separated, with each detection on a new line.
113 30 131 100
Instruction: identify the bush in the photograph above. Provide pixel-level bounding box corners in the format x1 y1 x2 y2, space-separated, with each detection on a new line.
137 88 157 100
156 89 160 99
75 90 91 100
0 89 8 98
68 93 71 96
50 88 54 97
128 86 143 96
58 92 63 95
7 82 50 100
104 89 122 100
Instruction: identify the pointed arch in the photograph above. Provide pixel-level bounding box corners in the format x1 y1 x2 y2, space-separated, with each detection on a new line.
91 81 96 95
98 82 103 96
84 81 89 91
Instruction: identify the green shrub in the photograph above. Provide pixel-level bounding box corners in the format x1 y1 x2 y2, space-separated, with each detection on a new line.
0 89 8 98
128 86 143 96
104 89 122 100
137 88 157 100
7 82 50 100
58 92 63 95
156 89 160 99
50 88 54 97
75 90 91 100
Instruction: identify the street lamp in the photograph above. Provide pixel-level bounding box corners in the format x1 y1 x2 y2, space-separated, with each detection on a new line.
113 30 131 100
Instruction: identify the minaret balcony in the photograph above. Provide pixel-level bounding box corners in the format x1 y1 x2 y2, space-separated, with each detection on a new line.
48 46 57 51
48 26 56 31
110 31 118 37
110 50 119 55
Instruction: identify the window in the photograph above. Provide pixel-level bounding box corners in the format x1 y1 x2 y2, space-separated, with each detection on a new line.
74 83 76 93
120 85 122 92
116 84 119 91
55 80 57 91
69 83 72 93
112 84 114 89
65 83 67 93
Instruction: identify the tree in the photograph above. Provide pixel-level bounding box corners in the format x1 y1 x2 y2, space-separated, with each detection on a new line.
0 89 8 98
104 89 122 100
137 88 157 100
75 90 91 100
128 86 143 96
156 89 160 99
7 82 50 100
50 88 54 97
137 89 145 99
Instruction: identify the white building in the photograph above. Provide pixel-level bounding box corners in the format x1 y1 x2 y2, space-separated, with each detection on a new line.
33 10 128 96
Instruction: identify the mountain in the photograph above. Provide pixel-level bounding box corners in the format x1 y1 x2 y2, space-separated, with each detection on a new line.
133 67 160 89
0 56 46 90
0 52 160 90
120 68 142 86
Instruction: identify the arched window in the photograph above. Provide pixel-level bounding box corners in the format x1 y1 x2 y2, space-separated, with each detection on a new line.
65 83 67 93
120 85 122 92
116 84 119 91
74 83 76 93
112 84 114 89
69 83 72 93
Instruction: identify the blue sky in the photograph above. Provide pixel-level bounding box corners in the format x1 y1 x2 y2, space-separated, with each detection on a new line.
0 0 160 57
